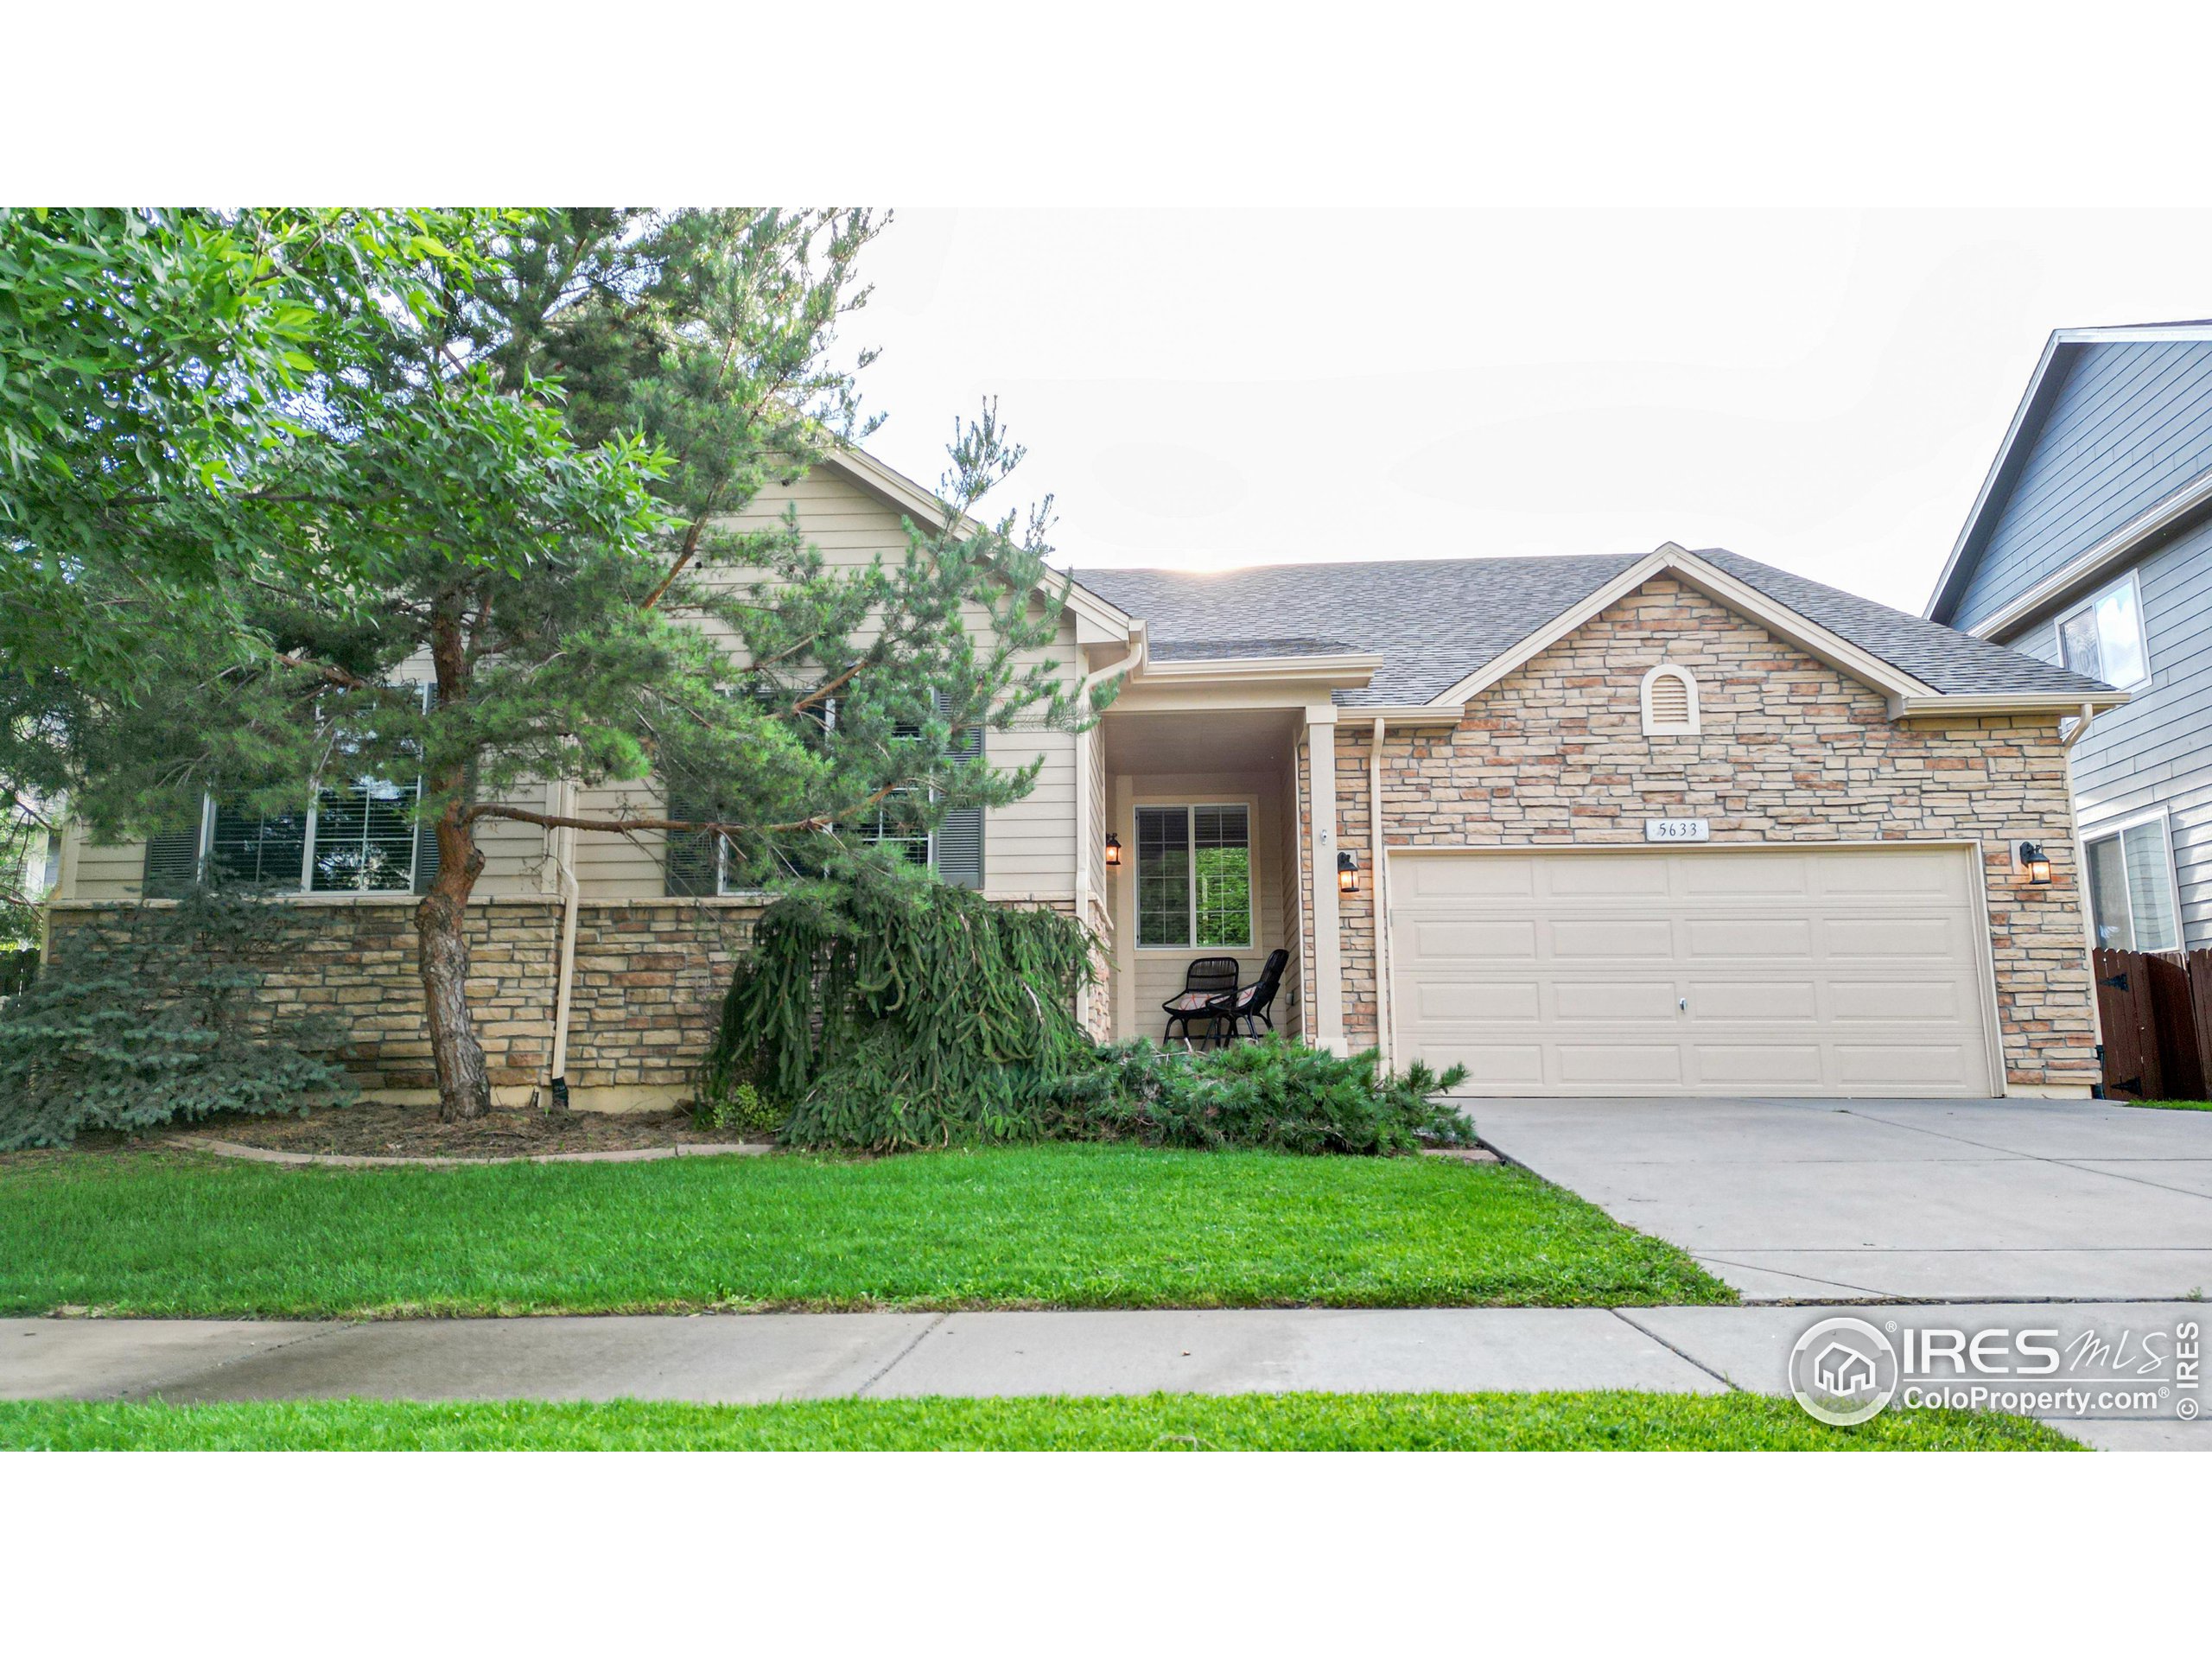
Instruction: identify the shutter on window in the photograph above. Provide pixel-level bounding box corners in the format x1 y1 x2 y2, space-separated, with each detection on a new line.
413 813 442 894
413 682 442 894
935 715 985 890
664 786 720 897
143 824 200 899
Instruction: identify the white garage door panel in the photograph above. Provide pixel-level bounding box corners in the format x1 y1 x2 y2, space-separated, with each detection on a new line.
1389 847 1997 1097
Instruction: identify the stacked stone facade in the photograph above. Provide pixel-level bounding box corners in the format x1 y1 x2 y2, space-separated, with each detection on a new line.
45 897 563 1096
47 888 1105 1109
1321 576 2099 1090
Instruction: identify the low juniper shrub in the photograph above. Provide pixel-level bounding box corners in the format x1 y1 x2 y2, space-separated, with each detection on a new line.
1062 1037 1474 1155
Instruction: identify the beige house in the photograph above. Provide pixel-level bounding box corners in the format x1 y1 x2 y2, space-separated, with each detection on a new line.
48 446 2125 1104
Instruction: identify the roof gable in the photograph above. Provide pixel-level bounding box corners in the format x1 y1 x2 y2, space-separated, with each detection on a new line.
1076 545 2118 715
1928 324 2212 632
815 447 1134 641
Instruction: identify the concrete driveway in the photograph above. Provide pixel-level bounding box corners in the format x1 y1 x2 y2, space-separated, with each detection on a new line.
1472 1096 2212 1302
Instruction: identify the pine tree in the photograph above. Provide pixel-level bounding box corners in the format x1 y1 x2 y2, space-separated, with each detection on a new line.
24 210 1087 1121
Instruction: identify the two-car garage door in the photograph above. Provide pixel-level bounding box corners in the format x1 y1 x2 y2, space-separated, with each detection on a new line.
1387 846 1998 1096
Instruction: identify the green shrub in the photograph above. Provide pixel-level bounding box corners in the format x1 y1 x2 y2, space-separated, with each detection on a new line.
702 879 1473 1155
693 1078 783 1137
1061 1037 1473 1155
0 886 353 1150
702 874 1098 1151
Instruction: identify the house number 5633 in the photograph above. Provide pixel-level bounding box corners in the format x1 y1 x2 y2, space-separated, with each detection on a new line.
1644 818 1711 842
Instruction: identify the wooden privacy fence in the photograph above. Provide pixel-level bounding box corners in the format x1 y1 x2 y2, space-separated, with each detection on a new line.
2093 947 2212 1101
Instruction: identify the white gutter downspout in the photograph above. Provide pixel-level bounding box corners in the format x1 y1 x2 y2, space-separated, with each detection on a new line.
1071 627 1147 1033
1370 716 1389 1070
547 779 581 1112
1077 625 1148 708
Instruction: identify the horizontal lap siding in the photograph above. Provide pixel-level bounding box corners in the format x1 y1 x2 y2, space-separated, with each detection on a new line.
1956 340 2212 629
2027 518 2212 946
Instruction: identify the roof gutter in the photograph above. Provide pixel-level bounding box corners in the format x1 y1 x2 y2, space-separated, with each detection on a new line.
1141 651 1382 683
1893 689 2131 719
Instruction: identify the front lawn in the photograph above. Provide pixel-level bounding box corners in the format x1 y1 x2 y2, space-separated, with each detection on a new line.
2118 1098 2212 1111
0 1392 2075 1451
0 1144 1731 1317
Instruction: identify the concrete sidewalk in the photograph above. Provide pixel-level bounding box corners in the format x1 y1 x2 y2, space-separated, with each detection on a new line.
7 1305 2204 1450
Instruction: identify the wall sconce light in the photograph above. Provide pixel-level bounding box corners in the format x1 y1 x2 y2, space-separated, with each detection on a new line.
1337 850 1360 893
2017 841 2051 885
1103 832 1122 869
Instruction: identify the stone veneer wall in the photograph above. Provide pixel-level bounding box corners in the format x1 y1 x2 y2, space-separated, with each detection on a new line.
1326 575 2100 1091
45 897 563 1096
46 889 1108 1109
560 901 760 1101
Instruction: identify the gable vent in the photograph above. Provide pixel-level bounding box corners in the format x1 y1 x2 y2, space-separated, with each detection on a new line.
1640 664 1700 736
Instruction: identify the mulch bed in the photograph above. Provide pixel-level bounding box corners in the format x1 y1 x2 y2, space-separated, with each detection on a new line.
181 1098 767 1160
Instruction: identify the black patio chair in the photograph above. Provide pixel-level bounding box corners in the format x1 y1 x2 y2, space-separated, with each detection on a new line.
1161 956 1242 1046
1220 948 1290 1043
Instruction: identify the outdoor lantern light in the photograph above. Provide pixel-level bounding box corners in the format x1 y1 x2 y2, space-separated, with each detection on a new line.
2018 841 2051 885
1103 831 1122 868
1337 850 1360 893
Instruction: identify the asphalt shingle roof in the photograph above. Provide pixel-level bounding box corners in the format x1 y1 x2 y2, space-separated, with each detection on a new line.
1073 549 2111 707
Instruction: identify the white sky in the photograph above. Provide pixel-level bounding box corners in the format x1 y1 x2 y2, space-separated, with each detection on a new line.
849 209 2212 614
29 1 2212 624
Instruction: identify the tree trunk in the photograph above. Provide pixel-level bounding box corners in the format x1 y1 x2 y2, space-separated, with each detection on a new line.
418 592 489 1122
416 809 489 1121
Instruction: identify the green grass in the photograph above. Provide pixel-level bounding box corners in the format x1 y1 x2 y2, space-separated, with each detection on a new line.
2120 1098 2212 1111
0 1144 1731 1317
0 1392 2078 1451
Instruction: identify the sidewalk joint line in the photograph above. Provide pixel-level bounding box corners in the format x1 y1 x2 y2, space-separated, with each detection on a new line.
1609 1308 1738 1390
110 1320 360 1405
855 1313 949 1396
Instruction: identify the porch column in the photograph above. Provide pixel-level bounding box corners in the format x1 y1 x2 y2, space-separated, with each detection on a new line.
1306 707 1346 1053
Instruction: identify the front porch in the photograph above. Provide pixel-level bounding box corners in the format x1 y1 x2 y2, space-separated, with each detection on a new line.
1095 703 1343 1051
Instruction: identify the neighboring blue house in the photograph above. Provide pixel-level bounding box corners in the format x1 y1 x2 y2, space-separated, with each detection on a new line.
1927 321 2212 953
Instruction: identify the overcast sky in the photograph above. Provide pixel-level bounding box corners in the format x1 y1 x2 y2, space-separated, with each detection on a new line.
845 209 2212 614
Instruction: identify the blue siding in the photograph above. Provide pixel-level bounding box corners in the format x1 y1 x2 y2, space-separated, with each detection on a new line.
1955 340 2212 630
2010 518 2212 946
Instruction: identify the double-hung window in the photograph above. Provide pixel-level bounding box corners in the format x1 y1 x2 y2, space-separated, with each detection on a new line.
1134 804 1252 949
2084 813 2180 951
2056 573 2149 689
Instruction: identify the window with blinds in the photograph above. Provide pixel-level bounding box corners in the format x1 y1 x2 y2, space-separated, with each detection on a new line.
142 684 435 898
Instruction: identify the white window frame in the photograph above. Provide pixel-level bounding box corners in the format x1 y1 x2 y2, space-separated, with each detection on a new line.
1133 802 1255 952
1639 663 1701 736
2082 806 2183 952
2053 569 2151 690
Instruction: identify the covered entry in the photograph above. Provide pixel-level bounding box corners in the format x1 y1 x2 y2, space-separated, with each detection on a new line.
1387 844 2000 1096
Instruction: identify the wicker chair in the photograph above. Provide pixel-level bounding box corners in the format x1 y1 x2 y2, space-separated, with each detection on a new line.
1161 956 1242 1046
1219 948 1290 1042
